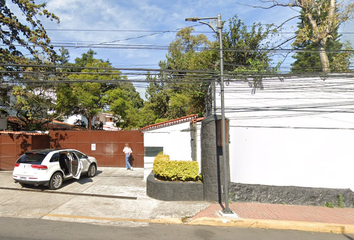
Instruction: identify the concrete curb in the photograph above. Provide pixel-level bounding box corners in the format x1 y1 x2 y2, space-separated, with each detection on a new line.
187 217 354 234
43 214 184 225
42 213 354 235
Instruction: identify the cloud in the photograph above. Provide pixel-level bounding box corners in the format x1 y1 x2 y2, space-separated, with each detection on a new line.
33 0 352 71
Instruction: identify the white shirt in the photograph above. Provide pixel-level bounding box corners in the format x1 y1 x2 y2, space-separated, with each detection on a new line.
123 147 132 154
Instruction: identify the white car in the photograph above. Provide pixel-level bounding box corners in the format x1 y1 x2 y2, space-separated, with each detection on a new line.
13 149 98 190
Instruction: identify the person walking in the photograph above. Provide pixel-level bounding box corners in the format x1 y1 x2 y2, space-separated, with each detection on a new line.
123 143 133 170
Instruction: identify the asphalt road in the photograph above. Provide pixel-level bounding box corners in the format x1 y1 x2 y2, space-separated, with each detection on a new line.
1 217 353 240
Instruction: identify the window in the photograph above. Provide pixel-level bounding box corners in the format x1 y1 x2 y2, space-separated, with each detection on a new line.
16 153 46 164
145 147 163 157
74 151 86 159
50 153 59 162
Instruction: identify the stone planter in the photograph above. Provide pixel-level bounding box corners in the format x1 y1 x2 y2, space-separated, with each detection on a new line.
146 171 204 201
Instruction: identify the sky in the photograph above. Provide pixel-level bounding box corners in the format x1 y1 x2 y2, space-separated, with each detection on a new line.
8 0 354 98
38 0 299 67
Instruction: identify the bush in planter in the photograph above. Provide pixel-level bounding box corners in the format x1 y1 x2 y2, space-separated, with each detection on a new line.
153 155 201 182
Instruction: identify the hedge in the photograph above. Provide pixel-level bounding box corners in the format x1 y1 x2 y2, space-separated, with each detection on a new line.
152 155 201 182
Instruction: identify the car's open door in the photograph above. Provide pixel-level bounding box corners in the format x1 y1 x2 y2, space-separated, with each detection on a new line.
69 152 83 179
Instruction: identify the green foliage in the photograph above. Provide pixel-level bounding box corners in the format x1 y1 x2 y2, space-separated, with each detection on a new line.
324 202 335 208
291 8 353 73
57 47 70 65
155 118 168 124
324 194 345 208
290 0 354 73
55 50 143 130
11 84 55 131
143 15 278 122
0 0 60 67
153 155 201 182
0 1 60 130
338 194 344 208
222 15 278 73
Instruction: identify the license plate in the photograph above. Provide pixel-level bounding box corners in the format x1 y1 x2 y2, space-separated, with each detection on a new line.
20 177 26 180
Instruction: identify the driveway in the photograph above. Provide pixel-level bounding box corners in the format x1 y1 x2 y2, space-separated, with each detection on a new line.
0 167 210 226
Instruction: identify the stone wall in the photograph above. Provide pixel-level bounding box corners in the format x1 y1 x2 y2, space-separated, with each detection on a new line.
146 172 203 201
230 182 354 208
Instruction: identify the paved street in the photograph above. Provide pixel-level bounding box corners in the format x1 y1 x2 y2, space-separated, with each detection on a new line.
1 167 354 236
1 217 353 240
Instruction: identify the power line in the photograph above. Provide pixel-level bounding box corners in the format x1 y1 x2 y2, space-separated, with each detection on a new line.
43 28 354 35
1 42 353 53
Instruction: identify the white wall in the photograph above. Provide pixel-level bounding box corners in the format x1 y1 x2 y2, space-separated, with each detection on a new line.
63 115 88 126
215 77 354 190
144 122 193 160
143 121 201 179
230 127 354 190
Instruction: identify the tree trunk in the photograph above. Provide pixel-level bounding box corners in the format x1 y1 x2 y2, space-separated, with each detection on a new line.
318 44 330 73
87 115 93 130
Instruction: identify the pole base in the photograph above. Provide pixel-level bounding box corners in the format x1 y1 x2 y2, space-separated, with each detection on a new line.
219 210 239 218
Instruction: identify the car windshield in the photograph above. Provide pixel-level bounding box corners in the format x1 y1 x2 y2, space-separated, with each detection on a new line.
16 153 46 165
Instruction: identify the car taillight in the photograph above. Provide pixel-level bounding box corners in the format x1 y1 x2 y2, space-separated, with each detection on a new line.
14 163 20 167
31 165 48 170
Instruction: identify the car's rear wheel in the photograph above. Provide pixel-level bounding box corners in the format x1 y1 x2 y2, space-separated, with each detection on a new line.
49 172 63 190
19 183 29 188
87 164 97 178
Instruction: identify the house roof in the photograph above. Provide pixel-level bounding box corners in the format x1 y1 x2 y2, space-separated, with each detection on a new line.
0 131 47 136
7 117 85 131
141 114 204 132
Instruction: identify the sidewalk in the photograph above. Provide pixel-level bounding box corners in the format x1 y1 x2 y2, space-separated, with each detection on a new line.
1 168 354 234
189 202 354 234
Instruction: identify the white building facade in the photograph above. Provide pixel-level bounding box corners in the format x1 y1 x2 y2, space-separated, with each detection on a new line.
215 77 354 190
141 115 203 179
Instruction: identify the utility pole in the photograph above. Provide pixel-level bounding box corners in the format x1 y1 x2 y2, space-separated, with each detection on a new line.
186 14 232 214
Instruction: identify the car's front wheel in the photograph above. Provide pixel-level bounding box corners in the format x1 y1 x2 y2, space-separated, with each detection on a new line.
49 172 63 190
87 164 97 178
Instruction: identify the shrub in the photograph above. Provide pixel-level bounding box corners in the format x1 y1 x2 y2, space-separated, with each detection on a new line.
153 155 201 182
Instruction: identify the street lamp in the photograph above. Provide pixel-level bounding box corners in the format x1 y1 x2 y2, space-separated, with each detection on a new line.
186 14 232 214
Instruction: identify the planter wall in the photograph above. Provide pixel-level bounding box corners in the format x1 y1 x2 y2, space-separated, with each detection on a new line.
146 172 203 201
230 182 354 208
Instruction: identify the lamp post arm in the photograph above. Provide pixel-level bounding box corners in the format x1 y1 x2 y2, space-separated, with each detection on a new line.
198 21 217 33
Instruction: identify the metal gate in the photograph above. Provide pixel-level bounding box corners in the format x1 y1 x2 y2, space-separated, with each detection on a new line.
49 130 144 168
0 130 144 170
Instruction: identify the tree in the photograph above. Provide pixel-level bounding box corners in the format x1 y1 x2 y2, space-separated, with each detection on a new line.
58 55 119 130
57 47 70 65
9 60 57 130
0 0 59 69
250 0 354 73
102 82 143 129
56 50 143 130
220 15 279 92
144 73 170 121
0 1 60 130
221 15 278 73
291 7 353 73
4 58 59 131
154 27 214 120
11 84 55 131
145 16 278 121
